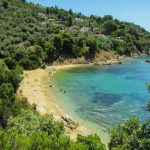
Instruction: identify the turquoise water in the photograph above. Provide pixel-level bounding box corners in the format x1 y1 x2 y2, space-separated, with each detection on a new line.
50 57 150 138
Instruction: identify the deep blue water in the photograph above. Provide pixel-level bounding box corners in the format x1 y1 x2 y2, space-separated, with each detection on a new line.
51 57 150 135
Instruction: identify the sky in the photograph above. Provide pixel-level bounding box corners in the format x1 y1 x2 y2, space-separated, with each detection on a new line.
27 0 150 32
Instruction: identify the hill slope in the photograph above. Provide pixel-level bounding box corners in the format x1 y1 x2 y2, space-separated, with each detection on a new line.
0 0 150 70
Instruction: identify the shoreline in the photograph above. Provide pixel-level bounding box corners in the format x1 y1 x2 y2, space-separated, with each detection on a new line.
17 66 93 140
17 55 134 146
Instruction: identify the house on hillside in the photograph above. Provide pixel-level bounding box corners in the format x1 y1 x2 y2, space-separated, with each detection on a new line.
38 12 47 19
75 18 83 23
80 27 90 32
93 28 100 34
48 18 55 22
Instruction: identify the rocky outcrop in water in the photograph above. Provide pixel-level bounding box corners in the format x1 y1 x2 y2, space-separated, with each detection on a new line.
145 60 150 63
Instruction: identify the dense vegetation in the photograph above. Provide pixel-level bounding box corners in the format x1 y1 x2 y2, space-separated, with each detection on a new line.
0 0 150 149
0 108 105 149
0 0 150 70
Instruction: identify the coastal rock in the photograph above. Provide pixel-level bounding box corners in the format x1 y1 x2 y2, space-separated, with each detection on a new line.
94 62 99 66
62 116 79 130
145 60 150 63
118 61 122 64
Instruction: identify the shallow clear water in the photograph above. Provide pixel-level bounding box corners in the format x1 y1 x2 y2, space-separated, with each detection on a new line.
50 57 150 138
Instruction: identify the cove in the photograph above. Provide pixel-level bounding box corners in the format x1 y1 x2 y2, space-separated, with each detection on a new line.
50 57 150 140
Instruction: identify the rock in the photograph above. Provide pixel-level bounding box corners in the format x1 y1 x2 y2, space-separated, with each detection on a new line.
105 63 111 65
145 60 150 63
94 62 99 66
118 61 122 64
32 103 37 110
62 116 79 130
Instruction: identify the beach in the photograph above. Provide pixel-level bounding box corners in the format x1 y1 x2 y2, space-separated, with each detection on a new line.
17 64 94 140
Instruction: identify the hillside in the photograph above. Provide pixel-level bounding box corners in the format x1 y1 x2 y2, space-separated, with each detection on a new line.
0 0 150 70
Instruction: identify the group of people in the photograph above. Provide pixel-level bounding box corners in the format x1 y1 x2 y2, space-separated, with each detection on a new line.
60 88 66 93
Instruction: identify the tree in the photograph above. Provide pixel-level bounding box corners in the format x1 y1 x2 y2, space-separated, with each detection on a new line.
103 20 117 35
102 15 113 22
46 7 50 15
62 32 75 55
35 45 45 60
53 34 63 53
4 57 17 70
147 84 150 112
147 102 150 112
87 37 98 58
3 1 8 9
8 109 64 137
0 83 15 127
69 9 73 15
77 134 106 150
0 130 31 150
67 16 73 27
96 17 102 26
72 45 88 57
109 117 142 149
45 42 56 62
40 115 64 137
8 69 22 91
0 60 9 85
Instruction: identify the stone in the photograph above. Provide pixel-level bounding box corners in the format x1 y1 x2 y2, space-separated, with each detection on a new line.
145 60 150 63
61 116 79 130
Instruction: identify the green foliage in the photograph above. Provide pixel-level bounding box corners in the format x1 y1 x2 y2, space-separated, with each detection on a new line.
102 15 113 22
87 36 98 58
67 16 73 27
72 45 88 57
8 109 64 137
103 20 117 35
147 102 150 112
53 34 63 53
0 83 14 101
62 32 75 55
0 109 106 150
147 83 150 92
2 1 9 9
77 134 106 150
147 84 150 112
0 0 149 71
109 117 147 150
0 60 9 85
0 83 15 127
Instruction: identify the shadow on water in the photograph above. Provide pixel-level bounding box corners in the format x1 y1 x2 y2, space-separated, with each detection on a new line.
92 92 122 106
